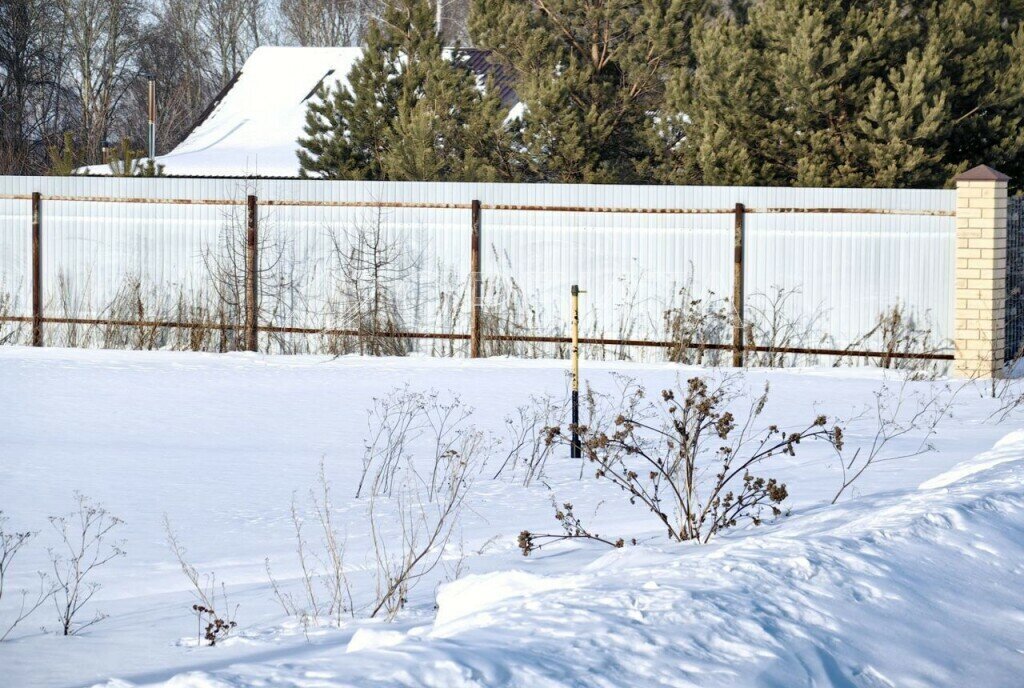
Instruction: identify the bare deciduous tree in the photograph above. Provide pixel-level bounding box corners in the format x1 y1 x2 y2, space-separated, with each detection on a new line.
201 0 273 85
57 0 143 162
280 0 366 46
0 0 69 173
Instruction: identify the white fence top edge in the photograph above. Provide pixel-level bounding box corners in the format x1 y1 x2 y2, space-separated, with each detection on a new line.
0 175 957 214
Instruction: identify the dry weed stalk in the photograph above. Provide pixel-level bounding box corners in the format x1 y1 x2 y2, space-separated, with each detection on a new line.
1 513 56 641
831 380 955 503
351 387 482 620
266 460 353 628
744 286 828 367
839 305 947 378
492 394 566 485
48 494 125 636
165 516 238 646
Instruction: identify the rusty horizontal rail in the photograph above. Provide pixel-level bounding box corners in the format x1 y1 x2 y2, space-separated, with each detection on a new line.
0 315 954 361
0 193 954 217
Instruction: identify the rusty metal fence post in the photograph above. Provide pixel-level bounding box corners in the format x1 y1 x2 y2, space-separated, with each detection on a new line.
470 199 483 358
244 194 259 352
31 192 43 347
732 202 746 367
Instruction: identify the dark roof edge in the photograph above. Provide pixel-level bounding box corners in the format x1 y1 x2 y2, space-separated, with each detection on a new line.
954 164 1011 182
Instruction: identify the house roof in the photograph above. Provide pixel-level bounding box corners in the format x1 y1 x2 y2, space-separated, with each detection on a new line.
81 46 519 178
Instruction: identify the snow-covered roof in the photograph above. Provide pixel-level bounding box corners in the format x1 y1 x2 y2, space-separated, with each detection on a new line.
81 46 518 178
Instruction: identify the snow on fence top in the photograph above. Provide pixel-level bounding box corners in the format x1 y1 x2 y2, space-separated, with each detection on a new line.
0 176 956 363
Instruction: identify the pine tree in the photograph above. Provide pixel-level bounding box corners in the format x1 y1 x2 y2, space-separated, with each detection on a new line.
297 11 404 180
296 84 361 180
469 0 712 184
297 0 517 182
664 0 1024 188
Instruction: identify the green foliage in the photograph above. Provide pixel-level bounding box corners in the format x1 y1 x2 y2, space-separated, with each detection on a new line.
663 0 1024 188
297 0 516 182
295 0 1024 188
470 0 713 183
47 133 81 176
107 138 165 177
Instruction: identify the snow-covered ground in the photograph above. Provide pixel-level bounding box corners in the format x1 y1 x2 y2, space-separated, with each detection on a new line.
1 347 1022 687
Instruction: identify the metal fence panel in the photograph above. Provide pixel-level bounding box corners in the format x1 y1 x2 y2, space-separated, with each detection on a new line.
1007 196 1024 363
0 175 956 359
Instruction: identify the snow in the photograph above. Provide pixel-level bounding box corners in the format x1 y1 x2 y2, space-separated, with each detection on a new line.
1 346 1022 687
83 47 364 177
78 46 520 178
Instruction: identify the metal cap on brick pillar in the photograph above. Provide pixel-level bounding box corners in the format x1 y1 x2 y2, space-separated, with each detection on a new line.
953 164 1010 379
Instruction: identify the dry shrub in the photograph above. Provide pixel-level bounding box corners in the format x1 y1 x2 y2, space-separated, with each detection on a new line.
165 517 238 647
663 286 730 366
542 375 843 544
744 286 829 367
355 387 482 620
1 513 56 641
831 380 954 503
492 394 566 485
518 499 630 556
266 460 353 629
839 305 947 378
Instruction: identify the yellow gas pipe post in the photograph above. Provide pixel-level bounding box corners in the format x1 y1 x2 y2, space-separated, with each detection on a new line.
571 284 585 458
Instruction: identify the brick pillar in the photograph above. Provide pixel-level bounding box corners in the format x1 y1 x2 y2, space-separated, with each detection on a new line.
953 164 1009 379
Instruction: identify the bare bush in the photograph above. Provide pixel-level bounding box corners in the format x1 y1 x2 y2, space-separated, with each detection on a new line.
492 393 566 485
545 375 843 544
266 461 353 629
663 286 730 366
0 286 26 346
840 305 947 378
48 493 125 636
367 452 476 620
1 513 56 641
165 517 237 646
356 388 478 501
831 381 954 503
744 286 828 367
351 387 482 620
